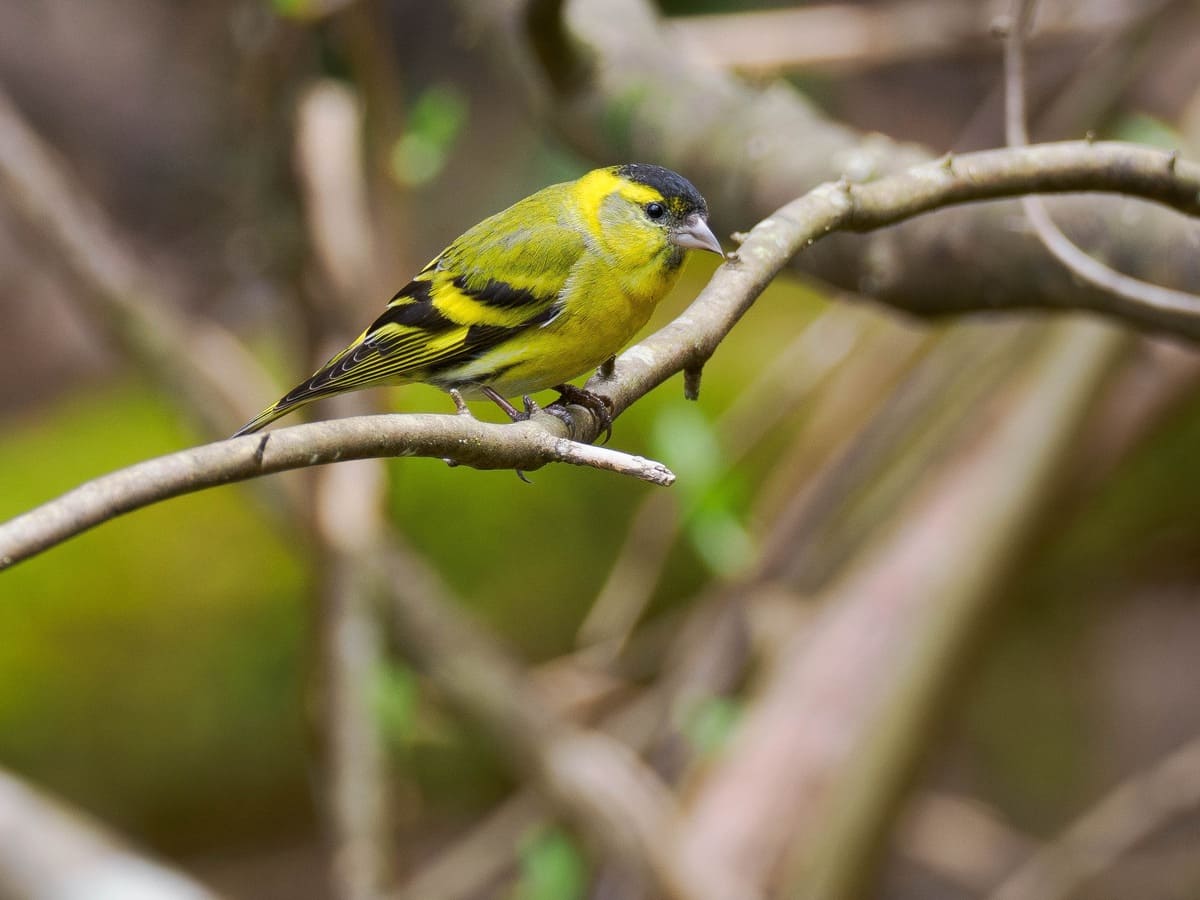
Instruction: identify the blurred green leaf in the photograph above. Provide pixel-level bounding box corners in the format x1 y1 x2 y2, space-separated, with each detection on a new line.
391 84 469 187
512 826 587 900
1109 113 1182 149
269 0 306 18
683 695 742 759
651 402 754 575
653 402 724 488
0 382 311 847
689 509 754 576
373 660 420 745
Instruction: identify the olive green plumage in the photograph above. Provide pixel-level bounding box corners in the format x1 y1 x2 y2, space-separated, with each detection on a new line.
234 164 722 436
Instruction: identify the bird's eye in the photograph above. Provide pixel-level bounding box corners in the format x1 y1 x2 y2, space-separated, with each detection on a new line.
646 202 666 220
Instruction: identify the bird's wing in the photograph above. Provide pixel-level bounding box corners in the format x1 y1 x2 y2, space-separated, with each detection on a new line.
340 193 589 382
233 194 587 434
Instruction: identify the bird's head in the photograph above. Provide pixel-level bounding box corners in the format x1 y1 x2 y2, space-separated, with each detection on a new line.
580 163 723 264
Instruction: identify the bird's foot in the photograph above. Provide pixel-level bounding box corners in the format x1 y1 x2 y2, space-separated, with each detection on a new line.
477 387 537 482
480 386 526 422
550 384 615 444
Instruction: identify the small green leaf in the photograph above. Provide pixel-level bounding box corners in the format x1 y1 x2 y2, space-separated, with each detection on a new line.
1109 114 1181 150
511 827 587 900
269 0 307 18
690 509 754 576
651 402 724 489
390 84 469 186
683 695 742 758
373 660 419 744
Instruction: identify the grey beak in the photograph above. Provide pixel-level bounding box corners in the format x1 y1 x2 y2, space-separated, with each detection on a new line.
671 213 724 256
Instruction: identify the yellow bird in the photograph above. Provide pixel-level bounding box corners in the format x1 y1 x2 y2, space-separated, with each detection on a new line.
234 164 722 437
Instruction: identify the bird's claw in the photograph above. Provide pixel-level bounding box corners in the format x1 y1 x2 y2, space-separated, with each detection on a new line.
550 384 615 444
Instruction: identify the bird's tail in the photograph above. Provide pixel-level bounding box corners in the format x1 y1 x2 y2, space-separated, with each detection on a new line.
232 363 350 436
232 399 306 437
233 331 407 436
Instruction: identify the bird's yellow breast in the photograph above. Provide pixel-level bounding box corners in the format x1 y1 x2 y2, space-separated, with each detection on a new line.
449 233 684 397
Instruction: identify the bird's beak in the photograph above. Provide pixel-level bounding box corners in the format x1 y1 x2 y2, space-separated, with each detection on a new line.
671 213 724 256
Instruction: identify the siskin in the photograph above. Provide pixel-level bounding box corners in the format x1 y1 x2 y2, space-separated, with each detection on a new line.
234 164 723 437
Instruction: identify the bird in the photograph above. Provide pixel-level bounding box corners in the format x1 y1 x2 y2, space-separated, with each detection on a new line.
233 163 723 439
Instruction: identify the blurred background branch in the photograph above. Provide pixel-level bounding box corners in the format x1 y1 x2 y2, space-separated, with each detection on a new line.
0 767 228 900
461 0 1200 338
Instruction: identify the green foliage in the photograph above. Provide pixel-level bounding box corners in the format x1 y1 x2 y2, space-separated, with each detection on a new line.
652 402 754 576
683 694 742 759
511 826 588 900
391 84 469 187
0 383 311 847
269 0 306 18
1109 113 1182 150
373 659 421 745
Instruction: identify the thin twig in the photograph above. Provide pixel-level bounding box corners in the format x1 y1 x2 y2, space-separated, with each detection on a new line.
0 83 278 439
897 791 1031 894
1002 0 1200 319
665 0 1147 75
988 734 1200 900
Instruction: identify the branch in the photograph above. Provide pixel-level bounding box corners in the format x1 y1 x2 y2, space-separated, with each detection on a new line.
577 305 877 656
0 83 278 439
1002 0 1200 320
370 539 759 900
988 734 1200 900
0 767 226 900
295 80 395 900
675 319 1128 897
0 413 674 570
462 0 1200 339
2 140 1198 570
664 0 1148 75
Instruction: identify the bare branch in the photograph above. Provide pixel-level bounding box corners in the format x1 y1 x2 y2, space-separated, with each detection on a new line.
898 792 1031 895
0 767 226 900
3 141 1199 569
0 83 278 437
666 0 1145 75
0 413 675 570
1003 0 1200 320
675 319 1128 898
988 734 1200 900
371 543 760 900
465 0 1200 339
